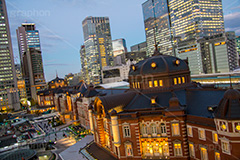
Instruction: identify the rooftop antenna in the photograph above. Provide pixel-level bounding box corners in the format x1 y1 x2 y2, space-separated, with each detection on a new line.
56 70 58 78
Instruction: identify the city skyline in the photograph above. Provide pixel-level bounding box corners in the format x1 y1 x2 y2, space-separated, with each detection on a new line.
5 0 240 81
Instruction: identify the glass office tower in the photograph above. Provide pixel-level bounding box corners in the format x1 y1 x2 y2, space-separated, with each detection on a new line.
169 0 225 42
82 16 113 84
142 0 173 57
0 0 20 111
142 0 225 57
16 23 46 101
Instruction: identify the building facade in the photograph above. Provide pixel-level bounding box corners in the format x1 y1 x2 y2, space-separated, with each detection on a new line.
101 60 133 84
112 38 127 57
88 52 240 160
82 16 113 84
176 33 239 75
130 41 147 52
80 45 90 84
0 0 20 111
142 0 173 56
142 0 225 57
15 64 27 100
16 23 46 101
169 0 225 42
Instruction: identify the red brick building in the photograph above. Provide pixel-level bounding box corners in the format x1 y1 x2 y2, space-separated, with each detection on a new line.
88 53 240 160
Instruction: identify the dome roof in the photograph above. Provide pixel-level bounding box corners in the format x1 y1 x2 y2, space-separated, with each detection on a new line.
129 54 189 76
48 76 65 84
214 89 240 120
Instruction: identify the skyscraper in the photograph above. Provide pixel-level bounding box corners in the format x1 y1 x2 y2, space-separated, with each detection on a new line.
0 0 20 111
82 16 113 84
142 0 225 57
112 38 127 57
169 0 225 42
16 23 46 101
112 38 127 66
142 0 173 57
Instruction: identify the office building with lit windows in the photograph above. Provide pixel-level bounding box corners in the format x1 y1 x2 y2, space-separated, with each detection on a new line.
142 0 173 57
142 0 225 57
176 32 238 75
16 23 46 101
82 16 113 84
169 0 225 42
130 41 147 52
0 0 20 111
86 51 240 160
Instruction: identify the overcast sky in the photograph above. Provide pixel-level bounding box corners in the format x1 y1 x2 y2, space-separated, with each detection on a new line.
5 0 240 81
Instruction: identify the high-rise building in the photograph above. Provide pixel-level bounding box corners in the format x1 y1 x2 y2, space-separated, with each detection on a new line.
142 0 225 57
236 36 240 55
130 41 147 52
80 45 90 84
0 0 20 111
82 16 113 84
176 32 239 75
142 0 173 56
16 23 46 101
15 64 27 100
169 0 225 42
112 38 127 57
112 38 127 66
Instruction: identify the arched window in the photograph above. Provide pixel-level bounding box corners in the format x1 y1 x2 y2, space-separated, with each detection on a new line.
141 124 148 135
161 123 166 134
151 124 157 135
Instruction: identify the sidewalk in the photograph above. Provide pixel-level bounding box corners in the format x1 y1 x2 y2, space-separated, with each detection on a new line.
59 135 93 160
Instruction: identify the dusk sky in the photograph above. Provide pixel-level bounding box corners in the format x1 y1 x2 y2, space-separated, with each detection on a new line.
5 0 240 81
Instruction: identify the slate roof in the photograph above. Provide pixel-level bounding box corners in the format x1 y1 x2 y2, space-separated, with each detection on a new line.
84 88 100 98
214 89 240 120
48 76 65 84
186 89 225 118
97 86 230 119
99 91 136 112
129 54 189 76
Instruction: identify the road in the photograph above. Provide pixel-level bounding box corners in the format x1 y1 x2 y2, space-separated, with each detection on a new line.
53 137 77 160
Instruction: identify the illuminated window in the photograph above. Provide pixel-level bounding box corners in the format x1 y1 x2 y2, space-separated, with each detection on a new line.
123 125 131 137
178 77 181 84
182 77 185 83
187 126 193 137
199 129 206 140
213 132 218 143
159 80 163 86
215 152 220 160
172 123 180 136
154 80 158 87
175 59 180 65
174 143 182 156
137 82 140 88
135 82 138 88
221 124 226 130
151 97 156 105
151 62 157 68
236 125 240 131
189 143 195 158
125 143 133 157
149 81 153 88
200 147 208 160
132 83 135 88
174 78 177 85
132 65 136 71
